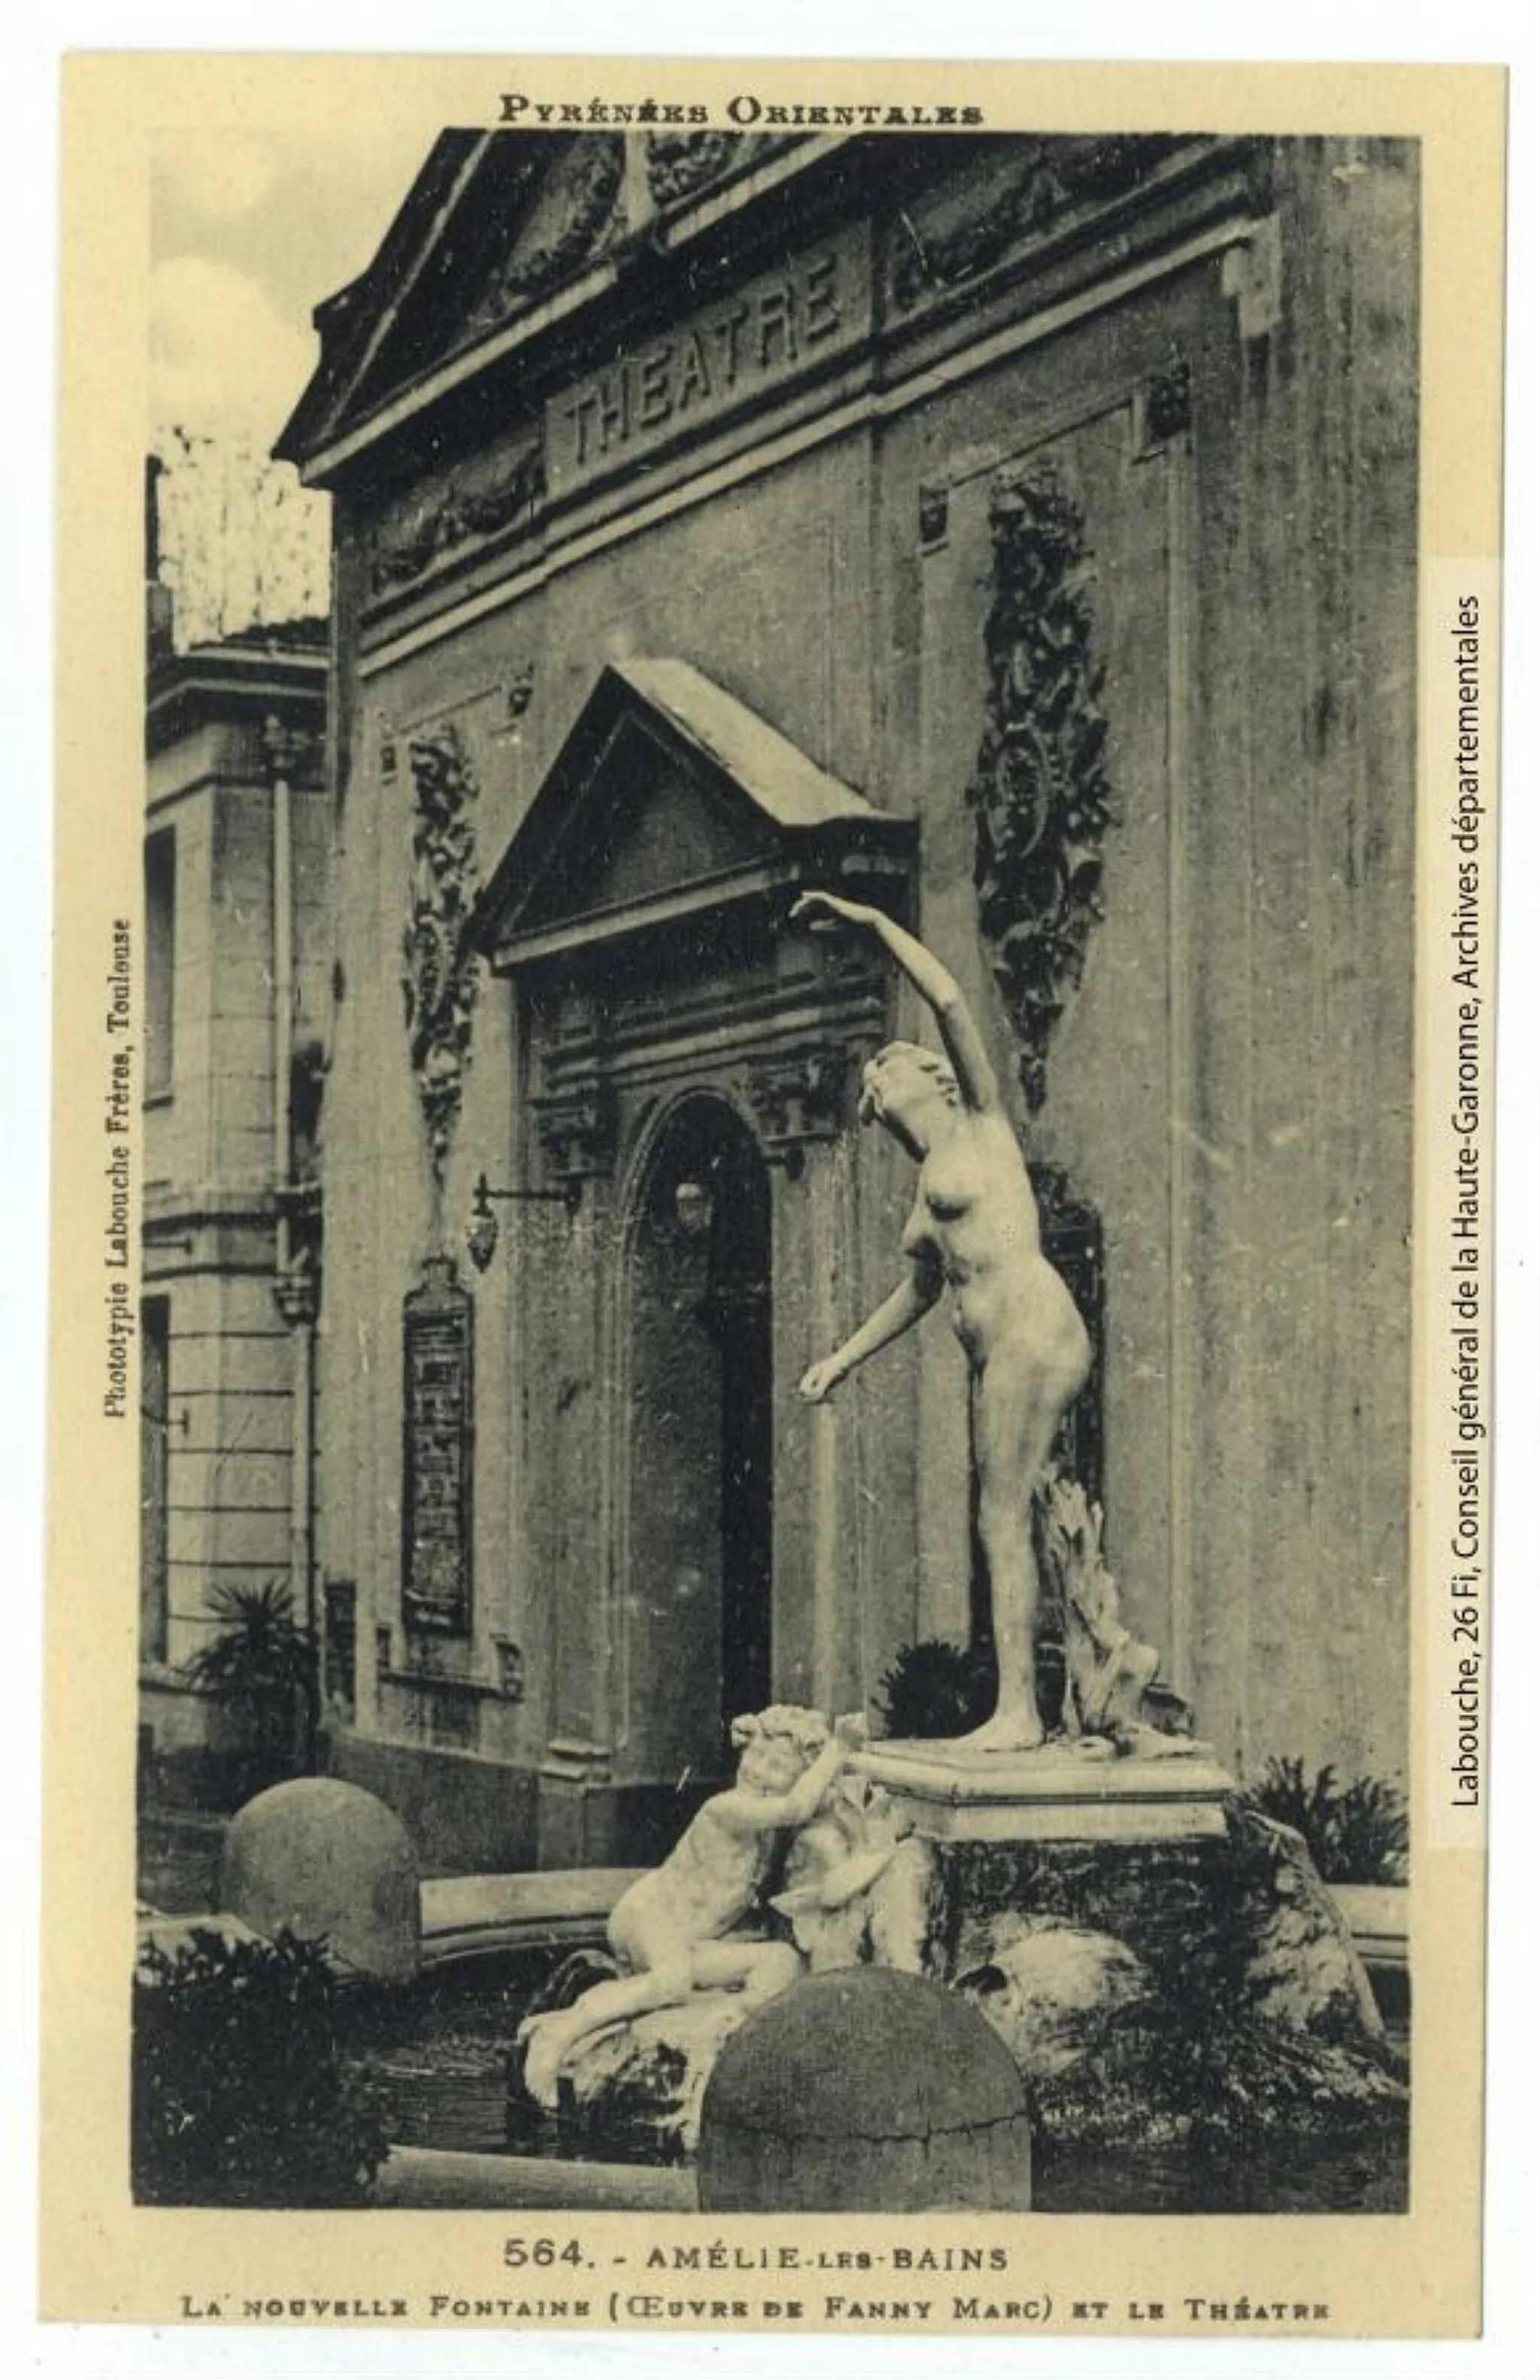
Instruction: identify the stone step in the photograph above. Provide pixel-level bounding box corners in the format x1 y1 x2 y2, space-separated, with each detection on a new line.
374 2144 696 2211
1329 1884 1408 1972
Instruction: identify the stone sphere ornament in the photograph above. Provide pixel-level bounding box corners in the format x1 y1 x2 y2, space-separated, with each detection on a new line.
696 1966 1032 2212
219 1777 421 1984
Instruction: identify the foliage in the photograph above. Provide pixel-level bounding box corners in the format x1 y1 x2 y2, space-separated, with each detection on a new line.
180 1579 319 1778
874 1639 996 1739
133 1928 392 2206
1247 1759 1408 1886
875 1635 1071 1739
1032 1996 1406 2164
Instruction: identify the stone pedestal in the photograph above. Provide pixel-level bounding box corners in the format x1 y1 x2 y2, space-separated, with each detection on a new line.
538 1989 757 2165
855 1737 1234 1843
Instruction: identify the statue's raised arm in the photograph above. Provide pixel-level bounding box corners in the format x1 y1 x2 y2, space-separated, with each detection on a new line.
790 892 999 1114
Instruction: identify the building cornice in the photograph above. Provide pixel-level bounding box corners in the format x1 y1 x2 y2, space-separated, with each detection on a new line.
145 641 327 759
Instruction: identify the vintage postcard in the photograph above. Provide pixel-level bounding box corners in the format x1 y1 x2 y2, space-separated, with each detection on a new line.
45 50 1505 2342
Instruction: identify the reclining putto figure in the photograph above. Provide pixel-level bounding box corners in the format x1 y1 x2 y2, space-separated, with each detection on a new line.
517 1704 865 2109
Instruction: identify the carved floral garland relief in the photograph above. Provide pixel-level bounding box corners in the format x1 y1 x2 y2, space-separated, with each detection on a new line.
887 135 1181 313
967 463 1113 1112
644 129 747 209
368 443 546 600
402 723 482 1184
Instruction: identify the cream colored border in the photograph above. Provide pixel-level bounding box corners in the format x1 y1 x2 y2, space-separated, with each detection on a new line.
46 51 1505 2340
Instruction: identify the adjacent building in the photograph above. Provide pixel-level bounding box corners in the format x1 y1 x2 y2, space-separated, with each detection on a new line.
275 129 1418 1869
138 532 329 1778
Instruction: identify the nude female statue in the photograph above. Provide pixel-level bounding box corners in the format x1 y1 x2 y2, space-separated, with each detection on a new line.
516 1705 864 2108
794 890 1092 1753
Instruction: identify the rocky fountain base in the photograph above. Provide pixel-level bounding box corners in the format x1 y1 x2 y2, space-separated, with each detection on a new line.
508 1741 1405 2187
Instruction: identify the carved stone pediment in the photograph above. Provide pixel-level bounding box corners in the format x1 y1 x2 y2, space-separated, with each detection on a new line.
468 136 626 332
475 658 911 975
277 132 807 480
277 134 605 468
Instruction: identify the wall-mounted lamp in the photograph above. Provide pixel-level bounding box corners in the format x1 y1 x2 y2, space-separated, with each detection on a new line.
465 1168 581 1272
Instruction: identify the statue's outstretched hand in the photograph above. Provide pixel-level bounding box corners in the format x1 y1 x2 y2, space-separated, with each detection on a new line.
791 890 875 935
833 1711 868 1750
798 1357 844 1405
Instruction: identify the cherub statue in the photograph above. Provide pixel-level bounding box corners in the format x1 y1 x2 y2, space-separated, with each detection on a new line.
793 890 1091 1753
516 1705 865 2109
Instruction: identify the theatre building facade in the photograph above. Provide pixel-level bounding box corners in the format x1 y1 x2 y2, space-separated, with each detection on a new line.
277 129 1417 1870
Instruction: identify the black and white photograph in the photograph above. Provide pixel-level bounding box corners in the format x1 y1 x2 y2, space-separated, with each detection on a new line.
39 47 1511 2341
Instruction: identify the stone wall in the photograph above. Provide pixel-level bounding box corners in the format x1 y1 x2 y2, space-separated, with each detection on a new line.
141 665 328 1721
330 1729 540 1878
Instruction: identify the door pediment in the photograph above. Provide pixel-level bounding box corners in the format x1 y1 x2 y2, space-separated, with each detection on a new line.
476 658 911 972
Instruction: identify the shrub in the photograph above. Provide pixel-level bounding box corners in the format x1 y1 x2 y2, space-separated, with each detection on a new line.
180 1579 320 1781
875 1639 995 1739
875 1634 1075 1739
133 1927 392 2206
1247 1759 1408 1886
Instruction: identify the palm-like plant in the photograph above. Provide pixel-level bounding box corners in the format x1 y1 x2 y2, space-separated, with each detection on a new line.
875 1639 996 1739
181 1580 319 1780
1247 1758 1408 1886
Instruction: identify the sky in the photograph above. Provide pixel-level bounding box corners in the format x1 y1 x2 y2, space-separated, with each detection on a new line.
150 120 441 449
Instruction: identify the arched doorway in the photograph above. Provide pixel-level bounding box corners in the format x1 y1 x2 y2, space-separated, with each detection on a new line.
622 1097 773 1787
